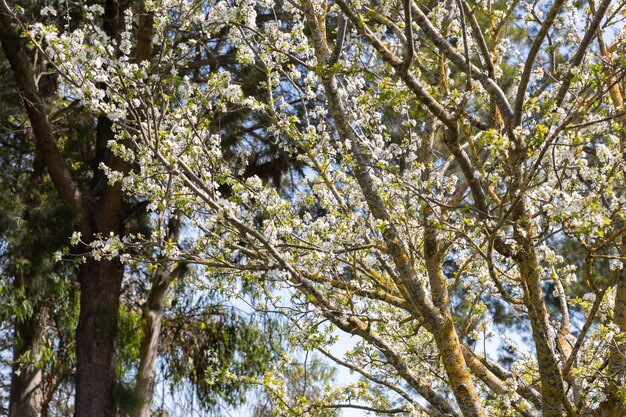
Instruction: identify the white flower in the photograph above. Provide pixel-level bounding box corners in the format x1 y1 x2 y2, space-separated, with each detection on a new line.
582 292 596 303
321 242 333 252
120 39 132 55
610 260 624 271
87 4 105 15
40 6 57 16
70 231 82 246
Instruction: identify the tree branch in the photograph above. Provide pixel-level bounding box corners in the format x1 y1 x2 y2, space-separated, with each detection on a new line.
0 7 83 214
409 0 514 128
513 0 567 127
554 0 612 107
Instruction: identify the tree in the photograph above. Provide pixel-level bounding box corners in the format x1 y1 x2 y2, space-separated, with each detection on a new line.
0 28 79 417
0 0 135 413
0 1 320 416
0 160 79 417
12 0 626 416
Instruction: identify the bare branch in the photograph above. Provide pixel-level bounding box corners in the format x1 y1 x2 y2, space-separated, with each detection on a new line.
401 0 414 70
513 0 567 127
329 15 347 65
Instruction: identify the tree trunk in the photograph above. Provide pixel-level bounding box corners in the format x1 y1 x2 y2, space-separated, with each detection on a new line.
74 257 124 417
513 202 567 417
132 216 182 417
9 307 43 417
433 315 486 417
74 112 128 417
131 281 168 417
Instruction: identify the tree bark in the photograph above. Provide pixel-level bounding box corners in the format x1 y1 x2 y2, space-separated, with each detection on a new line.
74 257 124 417
132 217 183 417
510 188 567 417
132 289 166 417
74 115 128 417
8 304 43 417
593 14 626 414
131 269 178 417
297 4 486 413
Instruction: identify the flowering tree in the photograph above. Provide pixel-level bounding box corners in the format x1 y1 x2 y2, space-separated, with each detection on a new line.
4 0 626 416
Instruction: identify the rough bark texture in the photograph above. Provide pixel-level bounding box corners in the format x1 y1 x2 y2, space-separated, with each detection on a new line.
517 242 566 417
422 132 487 417
132 289 166 417
73 92 128 417
512 193 567 417
433 315 484 416
462 347 541 417
74 258 124 417
8 309 43 417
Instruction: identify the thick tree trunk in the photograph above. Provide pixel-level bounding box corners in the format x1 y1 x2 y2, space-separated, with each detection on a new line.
8 310 43 417
433 315 485 417
517 251 566 417
512 197 567 417
74 258 124 417
421 128 486 417
132 307 164 417
74 113 128 417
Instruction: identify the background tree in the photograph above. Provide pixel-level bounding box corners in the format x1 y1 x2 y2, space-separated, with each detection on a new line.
0 37 78 417
29 0 626 416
